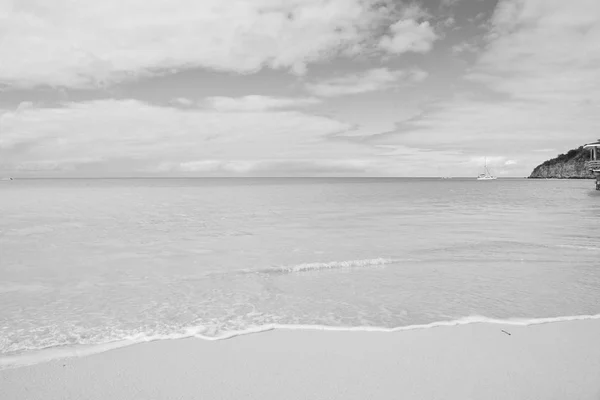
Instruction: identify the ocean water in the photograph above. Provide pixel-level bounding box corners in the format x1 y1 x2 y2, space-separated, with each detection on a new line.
1 178 600 368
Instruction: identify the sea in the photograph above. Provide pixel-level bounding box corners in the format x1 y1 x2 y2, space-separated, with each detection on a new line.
1 178 600 368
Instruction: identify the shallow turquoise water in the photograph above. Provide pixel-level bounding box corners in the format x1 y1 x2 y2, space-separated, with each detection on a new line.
1 178 600 364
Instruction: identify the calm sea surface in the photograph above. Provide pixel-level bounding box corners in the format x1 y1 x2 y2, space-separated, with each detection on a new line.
1 178 600 365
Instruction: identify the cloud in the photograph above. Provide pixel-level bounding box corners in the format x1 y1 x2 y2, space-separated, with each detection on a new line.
466 156 521 176
155 159 373 176
1 98 469 177
170 98 195 107
0 99 385 175
442 17 456 28
466 155 509 166
395 3 432 21
440 0 463 7
378 19 437 54
371 98 599 157
0 97 532 177
306 68 428 97
7 158 102 172
470 12 487 22
468 0 600 103
0 0 437 88
377 4 437 54
452 41 479 54
368 0 600 176
204 96 321 112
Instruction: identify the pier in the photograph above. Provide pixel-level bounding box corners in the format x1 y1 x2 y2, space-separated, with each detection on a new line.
584 141 600 190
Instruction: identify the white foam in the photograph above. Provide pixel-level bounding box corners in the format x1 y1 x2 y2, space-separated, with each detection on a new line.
192 313 600 339
203 257 409 279
2 313 599 370
248 257 404 274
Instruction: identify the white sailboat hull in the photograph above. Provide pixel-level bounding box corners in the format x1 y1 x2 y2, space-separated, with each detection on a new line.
477 157 496 180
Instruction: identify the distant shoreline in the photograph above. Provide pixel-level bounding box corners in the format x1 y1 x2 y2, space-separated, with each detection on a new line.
527 176 594 179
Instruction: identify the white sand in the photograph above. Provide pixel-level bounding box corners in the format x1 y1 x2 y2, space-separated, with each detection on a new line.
2 319 600 400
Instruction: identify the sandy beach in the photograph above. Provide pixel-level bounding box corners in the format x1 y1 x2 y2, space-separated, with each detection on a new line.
2 319 600 400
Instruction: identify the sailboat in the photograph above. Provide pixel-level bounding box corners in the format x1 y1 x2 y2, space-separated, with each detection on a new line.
476 158 497 180
437 166 452 179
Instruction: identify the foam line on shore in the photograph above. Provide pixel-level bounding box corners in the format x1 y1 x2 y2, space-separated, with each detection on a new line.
2 313 600 370
197 313 600 340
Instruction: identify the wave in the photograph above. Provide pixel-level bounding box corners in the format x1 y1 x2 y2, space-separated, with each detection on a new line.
431 240 600 254
2 313 600 370
243 257 404 274
556 244 600 252
201 257 407 280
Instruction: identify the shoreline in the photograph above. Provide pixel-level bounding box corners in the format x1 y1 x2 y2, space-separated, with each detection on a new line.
2 318 600 399
0 319 600 400
2 313 600 371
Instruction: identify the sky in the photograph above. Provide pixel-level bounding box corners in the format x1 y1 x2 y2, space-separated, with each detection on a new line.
0 0 599 177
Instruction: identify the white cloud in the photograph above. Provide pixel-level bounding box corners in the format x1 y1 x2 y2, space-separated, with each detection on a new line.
170 98 194 107
471 12 487 22
452 41 479 54
0 99 385 175
155 159 374 175
204 96 321 112
440 0 463 7
466 156 508 166
306 68 428 97
396 3 432 21
9 158 101 172
378 19 437 54
442 17 456 28
373 98 599 156
3 98 471 176
0 0 436 88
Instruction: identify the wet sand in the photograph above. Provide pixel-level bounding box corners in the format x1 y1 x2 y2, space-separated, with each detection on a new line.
2 319 600 400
